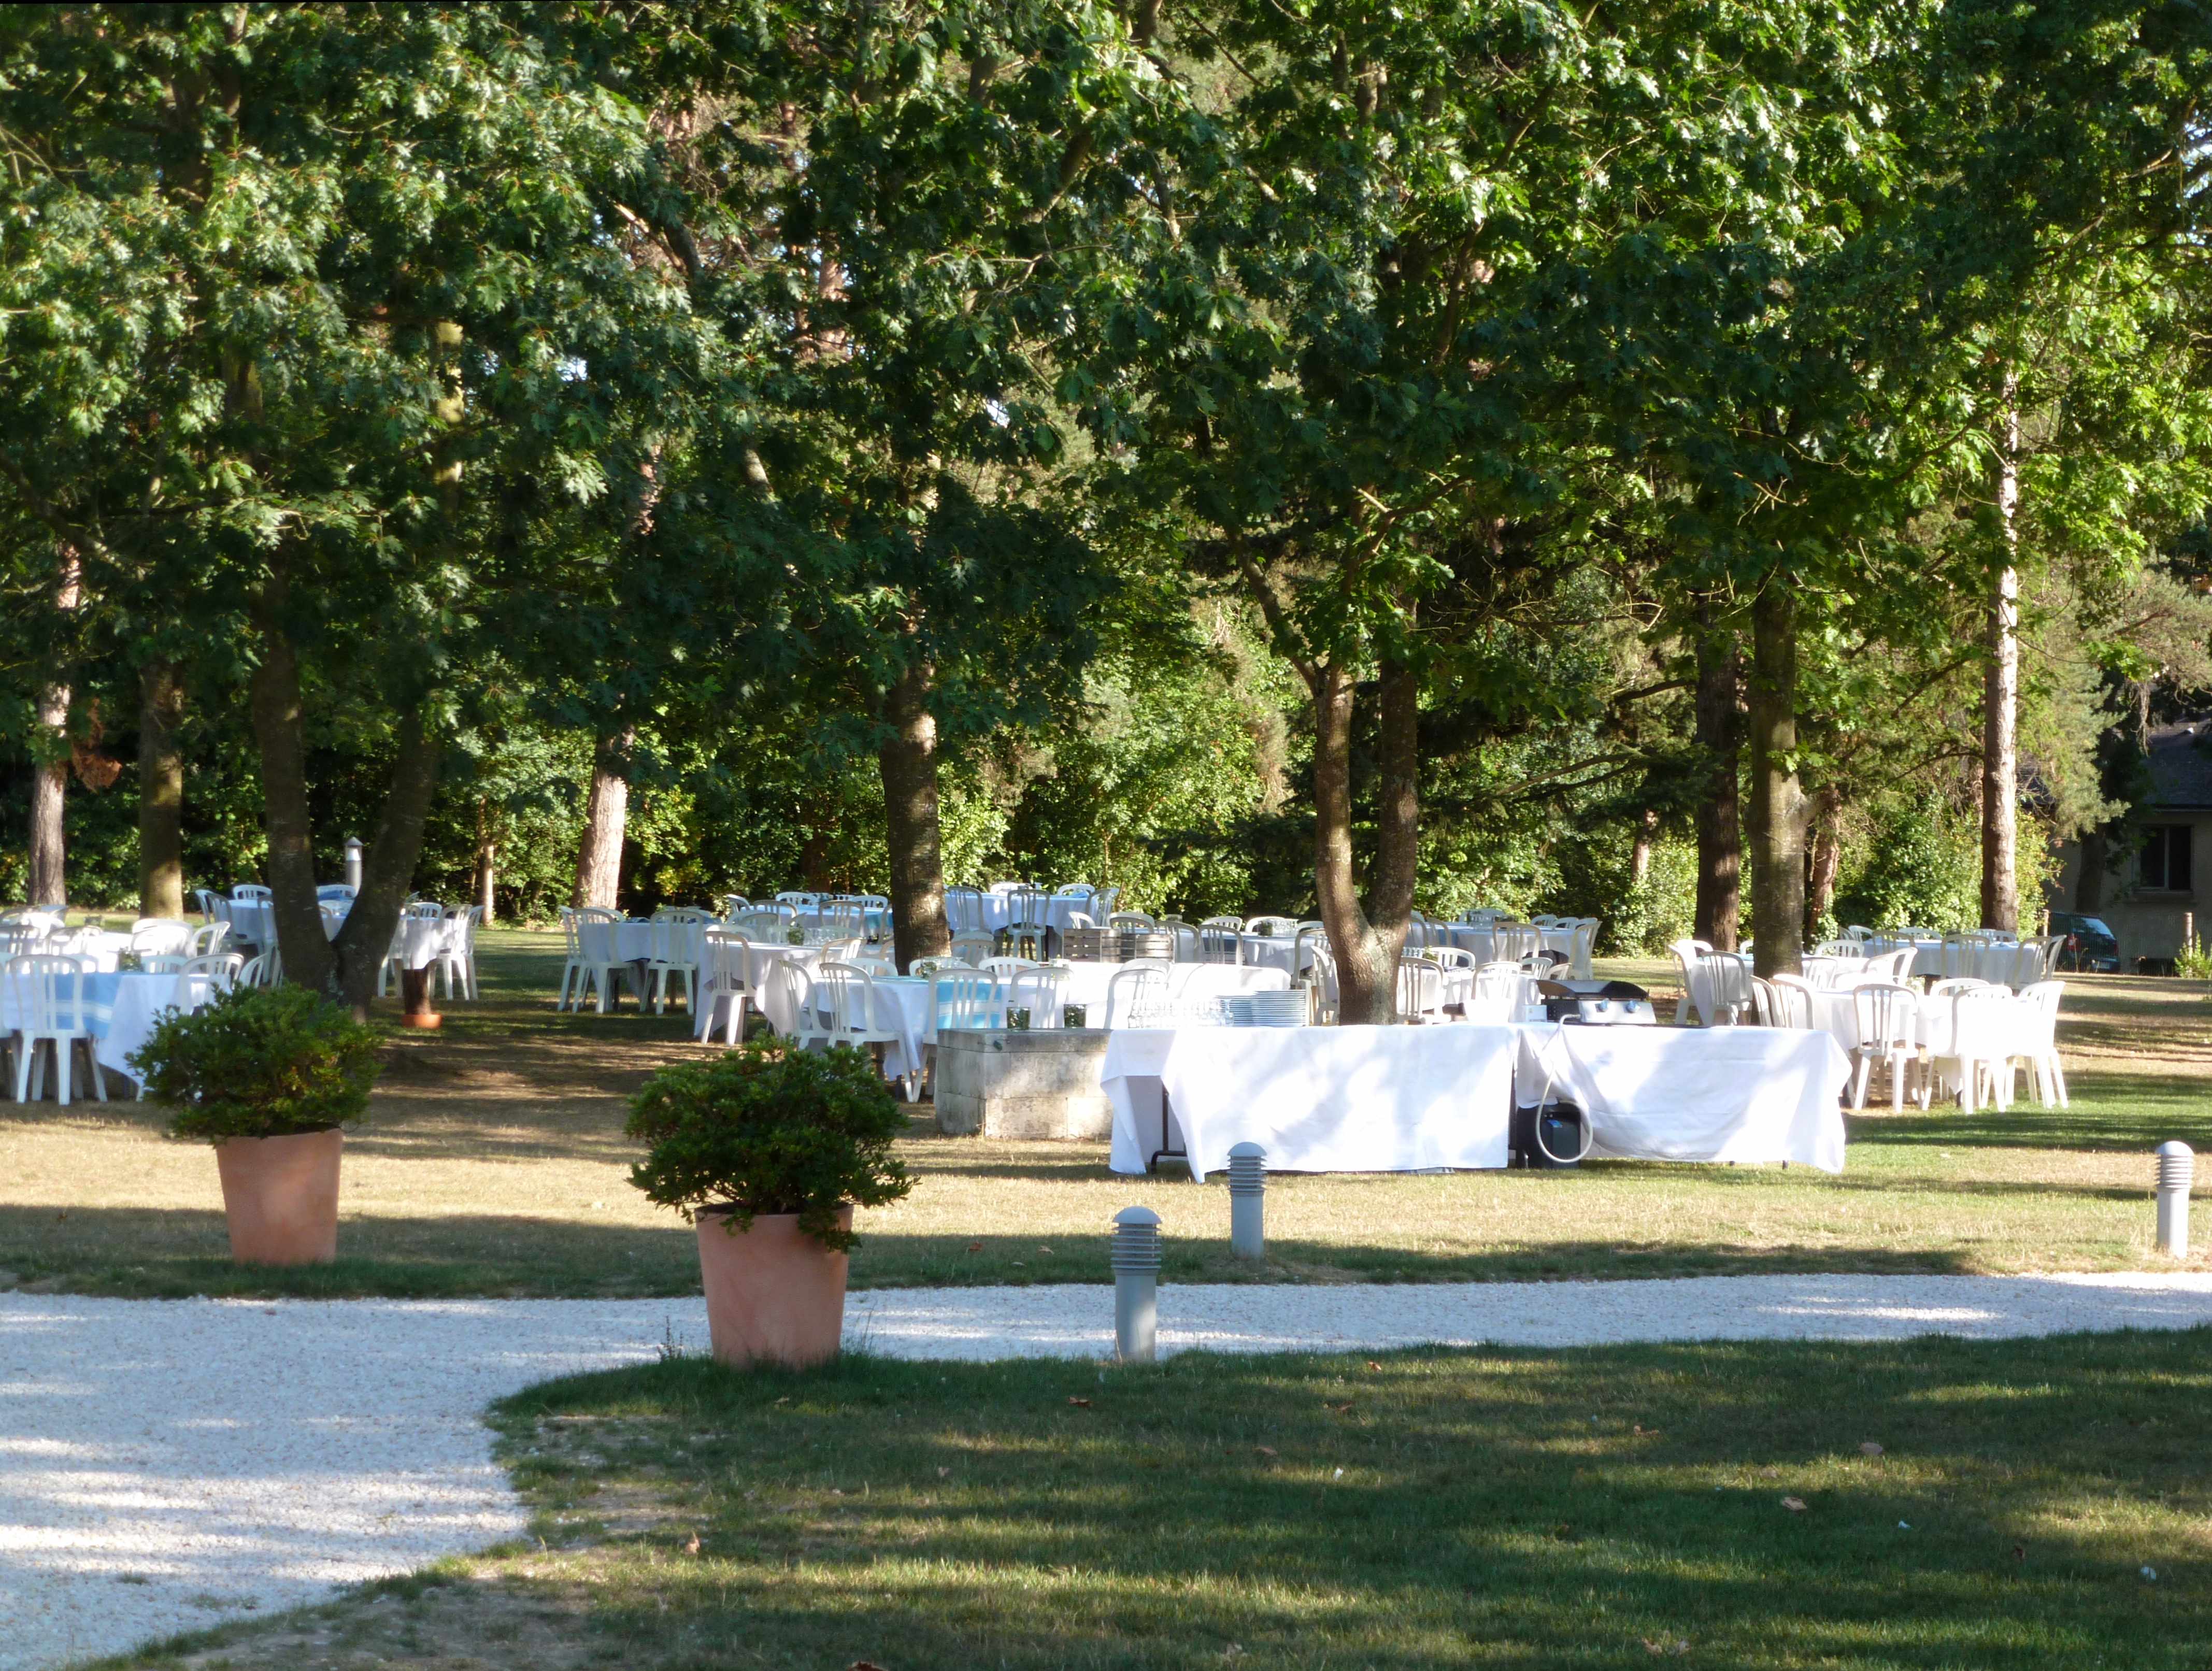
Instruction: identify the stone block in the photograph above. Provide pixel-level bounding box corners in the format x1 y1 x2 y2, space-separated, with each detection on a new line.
934 1027 1114 1140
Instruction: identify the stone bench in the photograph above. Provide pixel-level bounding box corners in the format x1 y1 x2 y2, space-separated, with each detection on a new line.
933 1027 1113 1140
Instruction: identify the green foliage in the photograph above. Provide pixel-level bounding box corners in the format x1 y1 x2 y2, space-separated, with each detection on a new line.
1833 798 1982 933
625 1040 911 1252
134 986 381 1143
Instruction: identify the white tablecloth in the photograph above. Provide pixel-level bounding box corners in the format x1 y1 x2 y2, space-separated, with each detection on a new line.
1514 1024 1848 1173
0 970 217 1090
98 971 218 1082
1102 1023 1517 1178
1800 988 2039 1065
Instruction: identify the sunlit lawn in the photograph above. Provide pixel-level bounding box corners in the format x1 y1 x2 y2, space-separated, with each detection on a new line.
2 930 2206 1298
99 1329 2212 1669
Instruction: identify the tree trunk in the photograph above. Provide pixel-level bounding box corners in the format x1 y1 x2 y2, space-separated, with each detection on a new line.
28 554 81 909
137 658 188 919
2075 829 2106 913
1311 656 1418 1025
1630 805 1658 887
1980 391 2020 931
1804 783 1842 942
327 708 446 1017
28 681 69 909
247 598 336 994
880 656 949 971
474 801 496 926
1692 623 1742 949
1747 583 1805 978
572 727 634 910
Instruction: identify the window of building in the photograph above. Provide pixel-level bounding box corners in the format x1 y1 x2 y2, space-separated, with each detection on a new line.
2139 824 2194 893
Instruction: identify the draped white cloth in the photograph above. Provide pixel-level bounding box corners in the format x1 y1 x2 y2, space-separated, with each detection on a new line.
1102 1023 1517 1178
1513 1024 1849 1173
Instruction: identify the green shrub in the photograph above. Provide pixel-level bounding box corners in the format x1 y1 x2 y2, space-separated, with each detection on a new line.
132 985 383 1142
625 1040 912 1251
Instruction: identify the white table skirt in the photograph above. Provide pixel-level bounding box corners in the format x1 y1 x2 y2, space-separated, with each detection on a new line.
1515 1024 1848 1173
1103 1023 1517 1178
98 971 218 1083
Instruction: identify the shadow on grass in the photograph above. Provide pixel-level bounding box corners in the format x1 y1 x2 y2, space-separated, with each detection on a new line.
1844 1088 2212 1153
0 1204 2060 1298
0 1205 702 1299
471 1330 2212 1670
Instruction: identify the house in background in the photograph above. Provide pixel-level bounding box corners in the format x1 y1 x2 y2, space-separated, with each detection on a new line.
2048 720 2211 968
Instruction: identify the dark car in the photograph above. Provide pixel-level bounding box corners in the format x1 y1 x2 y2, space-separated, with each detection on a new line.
2048 912 2120 973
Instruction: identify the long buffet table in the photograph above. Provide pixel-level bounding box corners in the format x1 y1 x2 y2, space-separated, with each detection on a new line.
1102 1021 1849 1179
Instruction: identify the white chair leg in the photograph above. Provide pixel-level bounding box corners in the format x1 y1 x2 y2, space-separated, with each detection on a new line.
1889 1049 1904 1113
13 1040 33 1103
1851 1055 1872 1110
81 1039 106 1102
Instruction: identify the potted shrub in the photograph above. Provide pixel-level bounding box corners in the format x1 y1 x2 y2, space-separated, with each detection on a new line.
133 986 382 1266
627 1039 911 1368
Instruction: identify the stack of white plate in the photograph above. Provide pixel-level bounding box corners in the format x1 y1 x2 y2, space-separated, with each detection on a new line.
1245 989 1309 1027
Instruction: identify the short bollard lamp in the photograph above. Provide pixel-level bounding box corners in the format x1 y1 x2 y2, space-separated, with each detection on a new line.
2157 1141 2194 1258
1111 1205 1162 1363
1227 1141 1266 1260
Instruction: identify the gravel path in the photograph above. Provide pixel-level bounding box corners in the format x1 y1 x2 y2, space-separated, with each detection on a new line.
8 1272 2212 1669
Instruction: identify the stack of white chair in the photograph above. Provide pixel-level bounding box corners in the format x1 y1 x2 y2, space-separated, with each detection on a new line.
934 968 1005 1032
2010 980 2068 1106
130 918 195 959
1198 917 1244 964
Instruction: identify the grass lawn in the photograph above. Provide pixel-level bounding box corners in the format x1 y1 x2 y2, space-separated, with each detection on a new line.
3 930 2207 1298
99 1329 2212 1669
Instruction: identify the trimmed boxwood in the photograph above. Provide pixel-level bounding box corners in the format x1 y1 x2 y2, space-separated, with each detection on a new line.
132 984 383 1142
626 1039 912 1251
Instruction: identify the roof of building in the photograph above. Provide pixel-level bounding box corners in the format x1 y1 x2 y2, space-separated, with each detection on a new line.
2145 721 2212 810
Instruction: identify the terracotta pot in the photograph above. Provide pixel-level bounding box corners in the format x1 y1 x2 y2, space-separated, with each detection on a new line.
694 1206 851 1368
213 1129 344 1265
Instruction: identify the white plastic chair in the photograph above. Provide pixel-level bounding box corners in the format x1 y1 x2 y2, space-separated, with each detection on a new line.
438 905 483 1001
2012 980 2068 1107
130 918 194 958
1162 922 1201 963
237 952 273 989
1396 959 1445 1021
1929 990 2018 1112
934 969 1006 1032
6 954 106 1105
1108 911 1158 932
695 928 752 1044
376 901 448 998
556 907 587 1009
979 956 1038 976
317 883 358 904
645 908 710 1013
1105 961 1169 1028
569 906 632 1013
182 952 244 994
1696 952 1751 1026
187 921 233 958
803 962 915 1097
1305 941 1339 1024
231 885 272 903
1007 965 1069 1027
137 953 190 975
1752 976 1810 1029
1849 982 1921 1111
1567 919 1598 980
193 888 224 924
1198 918 1244 964
776 892 822 908
950 932 994 967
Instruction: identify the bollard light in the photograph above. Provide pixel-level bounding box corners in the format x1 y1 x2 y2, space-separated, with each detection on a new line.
2157 1141 2194 1258
1110 1205 1162 1363
343 837 364 891
1227 1141 1266 1261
